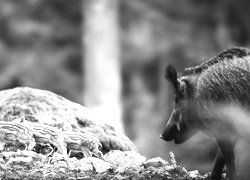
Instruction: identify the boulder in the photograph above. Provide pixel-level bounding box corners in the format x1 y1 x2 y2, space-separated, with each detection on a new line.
0 87 136 153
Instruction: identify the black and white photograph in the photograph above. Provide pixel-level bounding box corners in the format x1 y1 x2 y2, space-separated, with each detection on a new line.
0 0 249 179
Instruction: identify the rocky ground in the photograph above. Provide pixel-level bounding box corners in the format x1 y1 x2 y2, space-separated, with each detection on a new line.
0 150 212 180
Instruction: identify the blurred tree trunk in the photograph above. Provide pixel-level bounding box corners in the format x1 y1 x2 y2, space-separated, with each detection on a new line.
83 0 123 131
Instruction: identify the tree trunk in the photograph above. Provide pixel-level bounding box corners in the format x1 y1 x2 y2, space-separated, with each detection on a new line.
83 0 123 131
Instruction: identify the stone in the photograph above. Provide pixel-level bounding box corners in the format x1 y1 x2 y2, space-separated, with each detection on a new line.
6 156 33 166
0 87 137 156
86 157 113 173
188 170 200 178
68 157 93 172
143 157 169 168
104 150 146 169
1 150 45 162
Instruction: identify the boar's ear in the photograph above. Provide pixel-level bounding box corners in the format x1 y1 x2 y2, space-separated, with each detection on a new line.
165 65 179 89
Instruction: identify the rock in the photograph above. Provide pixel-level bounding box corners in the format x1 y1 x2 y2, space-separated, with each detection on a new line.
0 149 222 179
0 150 45 163
67 157 113 174
0 87 136 153
1 150 46 172
85 157 113 173
6 156 33 170
164 165 176 171
68 157 93 172
143 157 169 168
188 170 200 178
105 150 146 169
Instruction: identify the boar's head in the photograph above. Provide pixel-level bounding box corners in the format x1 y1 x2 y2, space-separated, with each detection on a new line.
160 65 202 144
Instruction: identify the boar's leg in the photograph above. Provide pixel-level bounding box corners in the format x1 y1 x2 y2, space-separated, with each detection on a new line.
210 149 225 180
217 140 236 180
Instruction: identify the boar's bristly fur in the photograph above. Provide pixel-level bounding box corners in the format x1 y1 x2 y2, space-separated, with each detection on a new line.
183 47 250 76
161 47 250 180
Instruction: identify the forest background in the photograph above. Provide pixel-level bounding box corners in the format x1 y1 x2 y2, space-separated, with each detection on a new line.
0 0 249 174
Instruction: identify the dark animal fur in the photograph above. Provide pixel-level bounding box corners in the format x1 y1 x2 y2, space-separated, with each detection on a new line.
183 47 250 76
162 47 250 180
189 47 250 108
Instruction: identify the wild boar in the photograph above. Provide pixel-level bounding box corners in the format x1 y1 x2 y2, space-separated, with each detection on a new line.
160 47 250 180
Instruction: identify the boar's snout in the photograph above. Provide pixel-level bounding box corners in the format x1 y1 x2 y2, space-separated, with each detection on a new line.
160 110 196 144
160 111 179 142
160 128 177 142
160 120 176 142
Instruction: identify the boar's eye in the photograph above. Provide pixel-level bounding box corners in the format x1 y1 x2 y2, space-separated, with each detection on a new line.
180 76 196 98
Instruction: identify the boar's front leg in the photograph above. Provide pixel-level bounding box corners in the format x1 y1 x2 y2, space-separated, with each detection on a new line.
217 140 236 180
210 149 225 180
